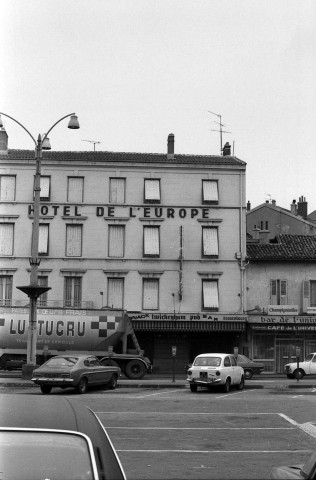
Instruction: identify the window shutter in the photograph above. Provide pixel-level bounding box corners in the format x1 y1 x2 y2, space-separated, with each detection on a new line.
38 225 49 254
108 278 124 309
144 227 159 256
68 177 83 202
143 279 159 309
203 180 218 203
40 177 50 200
0 224 14 255
110 178 125 203
203 280 219 309
0 176 15 201
145 180 160 202
270 280 277 304
302 280 310 313
108 226 124 257
203 227 218 256
280 280 288 305
66 225 82 256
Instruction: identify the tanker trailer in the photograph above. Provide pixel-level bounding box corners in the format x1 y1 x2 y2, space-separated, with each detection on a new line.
0 307 152 379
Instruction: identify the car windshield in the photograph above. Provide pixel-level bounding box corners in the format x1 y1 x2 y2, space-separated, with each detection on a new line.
305 354 314 362
194 357 221 367
43 356 79 368
237 355 251 363
0 430 96 479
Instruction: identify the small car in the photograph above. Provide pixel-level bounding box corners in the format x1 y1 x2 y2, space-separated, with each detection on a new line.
236 354 264 379
4 359 27 371
284 352 316 379
31 354 121 394
0 395 126 479
270 448 316 479
186 353 245 392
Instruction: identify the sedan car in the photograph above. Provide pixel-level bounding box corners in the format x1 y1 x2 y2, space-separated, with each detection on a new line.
31 354 121 394
236 354 264 379
270 448 316 479
186 353 245 392
0 395 126 479
284 352 316 379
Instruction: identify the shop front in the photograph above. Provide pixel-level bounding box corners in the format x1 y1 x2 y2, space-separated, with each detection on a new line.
248 315 316 374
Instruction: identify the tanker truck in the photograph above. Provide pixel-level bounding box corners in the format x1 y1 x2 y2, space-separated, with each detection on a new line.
0 306 152 379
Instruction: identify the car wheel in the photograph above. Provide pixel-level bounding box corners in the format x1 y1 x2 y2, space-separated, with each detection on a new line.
244 369 253 380
237 376 244 390
223 378 231 393
40 385 52 395
125 360 146 379
294 369 305 380
190 384 198 392
108 374 118 390
76 377 88 394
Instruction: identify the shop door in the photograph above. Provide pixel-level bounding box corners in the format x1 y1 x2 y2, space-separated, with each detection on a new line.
276 339 303 373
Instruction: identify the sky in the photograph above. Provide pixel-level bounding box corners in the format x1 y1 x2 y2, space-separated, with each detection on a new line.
1 0 316 212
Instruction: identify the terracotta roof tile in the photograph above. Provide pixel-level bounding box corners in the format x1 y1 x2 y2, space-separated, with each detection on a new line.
247 234 316 261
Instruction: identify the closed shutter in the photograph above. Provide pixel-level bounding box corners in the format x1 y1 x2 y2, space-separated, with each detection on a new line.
145 180 160 202
68 177 83 202
0 224 14 255
0 176 15 201
202 180 218 203
66 225 82 257
280 280 288 305
38 225 49 254
203 280 219 309
40 177 50 200
302 280 310 312
270 280 277 304
143 279 159 310
144 227 159 256
203 227 218 256
110 178 125 203
108 278 124 309
108 225 124 257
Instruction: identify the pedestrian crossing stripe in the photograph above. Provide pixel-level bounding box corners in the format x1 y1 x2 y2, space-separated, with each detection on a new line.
90 315 121 337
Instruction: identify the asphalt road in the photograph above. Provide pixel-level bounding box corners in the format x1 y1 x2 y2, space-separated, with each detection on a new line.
3 383 316 479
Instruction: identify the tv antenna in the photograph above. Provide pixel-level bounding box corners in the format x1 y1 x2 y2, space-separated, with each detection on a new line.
208 111 231 154
82 139 101 151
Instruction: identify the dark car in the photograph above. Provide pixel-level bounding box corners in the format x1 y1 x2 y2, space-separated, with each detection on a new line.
270 448 316 479
0 395 126 479
236 354 264 379
31 354 121 394
4 359 27 371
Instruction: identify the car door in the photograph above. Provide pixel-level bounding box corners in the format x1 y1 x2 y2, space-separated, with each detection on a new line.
87 357 109 384
223 356 234 383
229 355 240 384
309 354 316 375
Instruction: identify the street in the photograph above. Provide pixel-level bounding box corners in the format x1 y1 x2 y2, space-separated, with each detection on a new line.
2 382 316 479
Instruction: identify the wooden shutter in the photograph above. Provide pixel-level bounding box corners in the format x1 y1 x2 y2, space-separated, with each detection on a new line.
143 279 159 309
302 280 310 312
108 278 124 309
144 227 159 256
203 227 218 256
145 180 160 202
0 176 15 201
66 225 82 256
68 177 83 202
110 178 125 203
0 224 13 255
203 280 219 309
108 225 124 257
203 180 218 203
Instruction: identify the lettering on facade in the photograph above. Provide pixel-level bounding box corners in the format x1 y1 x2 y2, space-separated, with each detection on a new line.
9 319 85 337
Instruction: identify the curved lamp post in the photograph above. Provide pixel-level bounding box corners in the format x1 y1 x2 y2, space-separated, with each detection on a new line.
0 112 80 378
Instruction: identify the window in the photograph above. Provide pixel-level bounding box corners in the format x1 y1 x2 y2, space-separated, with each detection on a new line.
202 227 218 257
202 280 219 310
0 224 14 255
34 176 51 201
143 226 160 257
0 275 12 305
144 179 160 203
143 279 159 310
202 180 218 204
107 278 124 309
38 225 49 256
109 178 126 203
64 277 82 307
0 176 15 201
38 275 48 307
270 279 287 305
108 225 125 258
310 281 316 307
66 225 82 257
260 220 269 230
67 177 84 203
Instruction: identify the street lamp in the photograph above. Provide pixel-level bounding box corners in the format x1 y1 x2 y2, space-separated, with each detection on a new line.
0 112 80 378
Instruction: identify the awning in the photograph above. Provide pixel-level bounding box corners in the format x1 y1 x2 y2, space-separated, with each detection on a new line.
131 320 246 332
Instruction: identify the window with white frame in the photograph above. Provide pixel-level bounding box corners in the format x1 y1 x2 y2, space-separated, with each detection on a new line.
66 225 82 257
143 226 160 257
107 278 124 309
67 177 84 203
0 275 12 305
0 176 16 201
144 179 160 203
270 279 287 305
38 275 48 306
64 276 82 307
109 178 126 203
38 225 49 256
202 180 218 204
202 227 218 257
202 280 219 310
0 223 14 255
40 176 51 201
108 225 125 258
143 279 159 310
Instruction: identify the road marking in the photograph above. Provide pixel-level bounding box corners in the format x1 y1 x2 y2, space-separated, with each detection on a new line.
128 390 180 398
104 426 294 430
216 389 257 399
116 449 312 453
95 411 283 415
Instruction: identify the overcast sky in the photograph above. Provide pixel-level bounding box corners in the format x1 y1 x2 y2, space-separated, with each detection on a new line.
1 1 316 212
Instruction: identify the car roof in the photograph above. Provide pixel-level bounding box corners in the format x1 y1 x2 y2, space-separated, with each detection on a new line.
195 353 232 358
0 395 125 479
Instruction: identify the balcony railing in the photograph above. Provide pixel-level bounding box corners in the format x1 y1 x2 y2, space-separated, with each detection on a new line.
1 299 94 309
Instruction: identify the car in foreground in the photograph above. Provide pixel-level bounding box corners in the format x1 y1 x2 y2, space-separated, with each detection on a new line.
236 354 264 379
270 448 316 479
186 353 245 392
0 395 126 480
31 354 121 394
284 352 316 379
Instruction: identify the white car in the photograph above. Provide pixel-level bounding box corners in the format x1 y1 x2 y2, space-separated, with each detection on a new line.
186 353 245 392
284 352 316 379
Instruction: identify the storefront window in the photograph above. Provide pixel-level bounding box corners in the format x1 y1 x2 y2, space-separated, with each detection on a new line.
252 333 275 373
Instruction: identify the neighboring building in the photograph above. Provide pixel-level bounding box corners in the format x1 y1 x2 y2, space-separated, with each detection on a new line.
0 130 248 372
246 234 316 374
246 197 316 241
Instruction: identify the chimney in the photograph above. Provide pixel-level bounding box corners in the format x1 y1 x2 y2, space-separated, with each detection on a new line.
297 196 308 219
223 142 231 156
291 200 297 215
252 227 260 240
167 133 174 159
0 128 8 155
259 230 270 244
272 199 276 207
247 200 251 211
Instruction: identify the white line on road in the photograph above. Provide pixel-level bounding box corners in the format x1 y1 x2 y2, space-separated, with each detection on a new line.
127 389 180 398
104 426 294 430
115 449 312 454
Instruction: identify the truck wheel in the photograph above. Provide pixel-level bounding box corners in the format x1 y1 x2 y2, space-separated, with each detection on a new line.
244 369 253 380
40 385 52 395
125 360 146 379
108 374 118 390
76 377 88 394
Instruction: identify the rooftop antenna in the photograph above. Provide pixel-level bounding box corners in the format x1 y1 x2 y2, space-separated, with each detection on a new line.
208 110 231 154
82 139 101 151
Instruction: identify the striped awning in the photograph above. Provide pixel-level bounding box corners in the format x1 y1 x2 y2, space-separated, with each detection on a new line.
131 320 246 332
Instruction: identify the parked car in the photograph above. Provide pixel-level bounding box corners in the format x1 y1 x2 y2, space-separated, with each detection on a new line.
4 359 26 371
31 354 121 394
270 448 316 479
284 352 316 379
236 354 264 379
0 394 126 479
186 353 245 392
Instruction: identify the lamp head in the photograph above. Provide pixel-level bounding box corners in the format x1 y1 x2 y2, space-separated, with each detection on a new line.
42 137 51 150
68 115 80 129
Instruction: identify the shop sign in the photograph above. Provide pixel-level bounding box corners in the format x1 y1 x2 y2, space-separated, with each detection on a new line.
248 315 316 331
267 305 298 315
307 307 316 315
128 312 247 322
